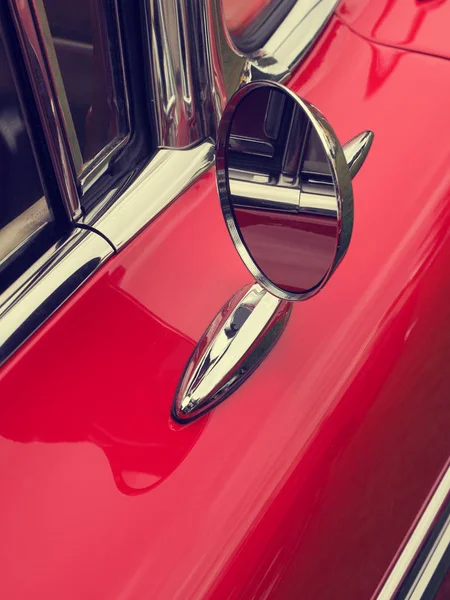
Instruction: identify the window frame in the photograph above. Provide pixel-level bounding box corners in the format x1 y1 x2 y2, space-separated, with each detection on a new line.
0 0 337 365
45 0 133 195
8 0 82 222
8 0 134 213
0 2 74 291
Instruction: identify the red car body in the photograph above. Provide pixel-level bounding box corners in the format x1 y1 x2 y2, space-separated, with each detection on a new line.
1 2 450 599
223 0 274 35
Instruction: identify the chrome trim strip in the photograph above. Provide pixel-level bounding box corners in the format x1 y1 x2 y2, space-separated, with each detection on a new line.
0 228 113 365
146 0 338 149
250 0 339 78
0 142 213 366
8 0 82 220
86 142 215 250
0 197 51 266
406 513 450 600
375 463 450 600
146 0 207 149
10 0 132 202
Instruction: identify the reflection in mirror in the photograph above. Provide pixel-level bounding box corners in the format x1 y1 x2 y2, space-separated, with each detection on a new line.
226 85 339 296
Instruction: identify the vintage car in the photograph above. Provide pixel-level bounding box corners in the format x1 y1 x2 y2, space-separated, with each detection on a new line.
0 0 449 598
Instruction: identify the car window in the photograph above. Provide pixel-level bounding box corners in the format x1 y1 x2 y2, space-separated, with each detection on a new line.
223 0 297 53
0 32 52 278
41 0 129 183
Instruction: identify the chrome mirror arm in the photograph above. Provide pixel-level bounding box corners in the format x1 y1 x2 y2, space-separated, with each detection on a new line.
173 283 291 422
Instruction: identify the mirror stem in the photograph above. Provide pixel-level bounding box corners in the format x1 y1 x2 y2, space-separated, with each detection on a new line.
343 131 374 179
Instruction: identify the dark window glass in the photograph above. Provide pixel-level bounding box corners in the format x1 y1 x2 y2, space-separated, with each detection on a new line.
223 0 296 53
0 33 52 271
42 0 129 170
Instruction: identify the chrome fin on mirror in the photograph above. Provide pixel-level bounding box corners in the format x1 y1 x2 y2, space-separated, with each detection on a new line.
343 131 374 180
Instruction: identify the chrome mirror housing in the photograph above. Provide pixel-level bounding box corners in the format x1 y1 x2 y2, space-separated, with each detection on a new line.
216 81 373 301
173 82 373 423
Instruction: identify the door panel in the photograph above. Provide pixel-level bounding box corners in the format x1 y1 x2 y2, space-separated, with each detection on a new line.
337 0 450 60
0 17 450 600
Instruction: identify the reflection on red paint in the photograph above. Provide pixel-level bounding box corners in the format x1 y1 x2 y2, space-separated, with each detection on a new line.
337 0 450 59
0 272 206 495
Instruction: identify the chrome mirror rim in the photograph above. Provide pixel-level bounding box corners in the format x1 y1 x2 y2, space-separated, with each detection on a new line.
216 80 354 302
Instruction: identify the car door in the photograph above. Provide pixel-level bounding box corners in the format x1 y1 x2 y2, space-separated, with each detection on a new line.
0 1 449 599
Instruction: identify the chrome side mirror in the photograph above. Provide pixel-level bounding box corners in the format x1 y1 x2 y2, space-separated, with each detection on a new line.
173 82 373 422
216 81 373 301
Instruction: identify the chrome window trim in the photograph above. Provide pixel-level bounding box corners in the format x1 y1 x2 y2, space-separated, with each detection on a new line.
375 464 450 600
247 0 339 73
85 143 215 250
146 0 208 149
0 227 113 364
405 513 450 600
8 0 82 221
146 0 338 149
0 143 212 365
0 197 51 267
9 0 132 206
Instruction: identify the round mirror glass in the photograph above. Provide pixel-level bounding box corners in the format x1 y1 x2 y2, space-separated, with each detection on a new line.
216 82 353 301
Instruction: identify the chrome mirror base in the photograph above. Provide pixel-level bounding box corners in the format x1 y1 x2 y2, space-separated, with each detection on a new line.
172 283 291 423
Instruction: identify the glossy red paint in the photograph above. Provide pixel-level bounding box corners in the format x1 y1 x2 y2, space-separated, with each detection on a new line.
337 0 450 60
222 0 273 35
1 16 450 600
